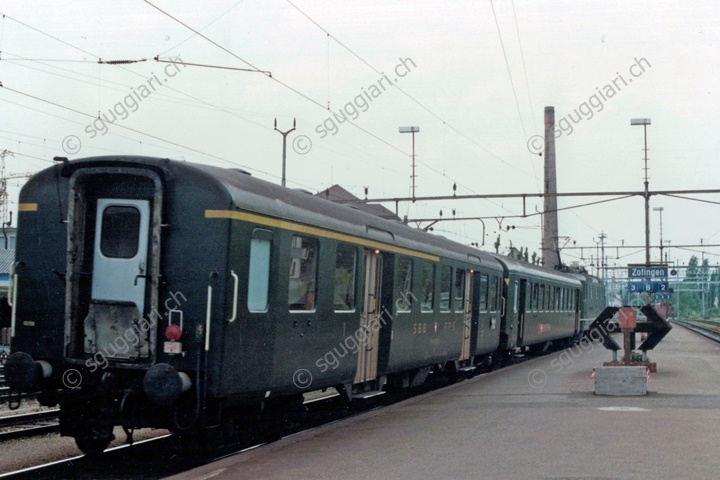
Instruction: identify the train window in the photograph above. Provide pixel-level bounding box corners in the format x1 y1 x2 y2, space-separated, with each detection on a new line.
566 290 570 310
513 280 519 313
532 283 539 312
572 290 577 309
567 289 571 310
100 206 140 258
454 269 466 312
421 262 435 312
566 288 570 310
526 281 533 312
396 256 413 312
544 285 549 311
489 276 499 312
288 235 318 311
478 274 489 311
545 285 553 311
248 230 272 312
440 265 452 312
545 285 552 311
560 288 565 311
546 285 551 311
334 244 356 311
539 284 545 311
556 287 561 310
524 282 529 311
545 285 550 311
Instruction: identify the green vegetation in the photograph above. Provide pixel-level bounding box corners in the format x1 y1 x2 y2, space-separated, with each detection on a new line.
674 255 720 319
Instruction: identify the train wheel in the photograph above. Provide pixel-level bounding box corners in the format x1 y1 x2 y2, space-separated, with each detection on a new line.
74 427 115 456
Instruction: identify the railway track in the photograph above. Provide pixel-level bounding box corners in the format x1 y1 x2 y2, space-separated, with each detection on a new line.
0 392 382 480
0 409 60 442
0 387 37 404
671 319 720 343
0 351 540 479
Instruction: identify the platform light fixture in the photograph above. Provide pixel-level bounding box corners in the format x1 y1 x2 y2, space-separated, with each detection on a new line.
631 118 651 266
399 126 420 199
653 207 664 262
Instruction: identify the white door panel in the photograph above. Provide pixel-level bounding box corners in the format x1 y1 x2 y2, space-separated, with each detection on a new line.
91 198 150 313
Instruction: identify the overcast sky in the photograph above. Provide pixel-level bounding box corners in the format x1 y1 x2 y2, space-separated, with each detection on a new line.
1 1 719 277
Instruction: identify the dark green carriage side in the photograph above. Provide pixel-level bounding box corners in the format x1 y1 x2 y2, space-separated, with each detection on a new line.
489 255 582 350
199 164 507 397
13 165 68 361
11 157 234 396
468 264 506 356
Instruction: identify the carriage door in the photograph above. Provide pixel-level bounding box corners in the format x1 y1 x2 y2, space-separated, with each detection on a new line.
460 270 474 361
92 199 150 310
84 199 151 360
517 279 527 345
355 250 382 384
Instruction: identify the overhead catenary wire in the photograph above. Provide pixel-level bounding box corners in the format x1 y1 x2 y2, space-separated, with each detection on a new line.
2 51 277 133
157 0 246 57
0 13 277 145
285 0 536 182
143 0 412 161
0 83 289 180
0 27 322 185
0 95 207 161
4 4 528 211
143 1 270 76
6 6 537 243
282 0 540 233
489 0 539 192
152 57 271 75
510 0 536 136
0 12 401 195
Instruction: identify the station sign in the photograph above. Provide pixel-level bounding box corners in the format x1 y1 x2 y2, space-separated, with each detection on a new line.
627 281 669 293
627 266 668 279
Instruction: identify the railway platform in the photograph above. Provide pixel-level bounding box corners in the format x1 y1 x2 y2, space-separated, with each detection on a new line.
170 324 720 480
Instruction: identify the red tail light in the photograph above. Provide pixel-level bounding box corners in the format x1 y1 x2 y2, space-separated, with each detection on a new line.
165 324 182 341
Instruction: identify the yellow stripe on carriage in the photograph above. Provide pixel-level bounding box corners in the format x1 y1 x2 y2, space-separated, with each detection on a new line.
205 209 440 262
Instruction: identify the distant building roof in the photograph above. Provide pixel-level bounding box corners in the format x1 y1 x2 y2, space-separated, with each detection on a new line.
0 250 13 275
315 185 401 221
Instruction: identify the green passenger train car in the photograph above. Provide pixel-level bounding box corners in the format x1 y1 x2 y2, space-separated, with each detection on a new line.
6 156 603 454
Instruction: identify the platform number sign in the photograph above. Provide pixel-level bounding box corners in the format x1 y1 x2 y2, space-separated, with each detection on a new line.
627 281 669 293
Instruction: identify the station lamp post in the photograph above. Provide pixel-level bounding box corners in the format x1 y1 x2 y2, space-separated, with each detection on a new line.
399 126 420 199
631 118 651 265
653 207 664 262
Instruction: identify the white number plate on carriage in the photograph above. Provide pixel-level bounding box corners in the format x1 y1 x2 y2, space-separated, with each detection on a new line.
163 341 182 354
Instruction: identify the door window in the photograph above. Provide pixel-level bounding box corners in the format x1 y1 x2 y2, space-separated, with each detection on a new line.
100 206 140 258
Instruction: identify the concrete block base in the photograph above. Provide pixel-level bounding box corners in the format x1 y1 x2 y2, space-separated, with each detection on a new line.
603 361 656 372
594 366 648 396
